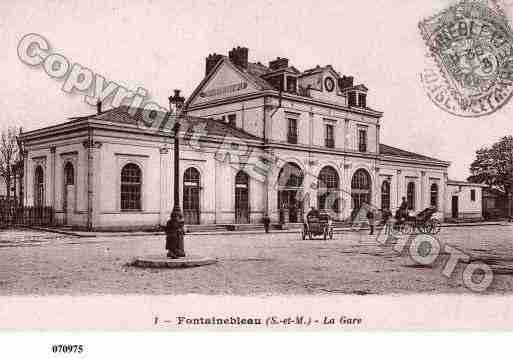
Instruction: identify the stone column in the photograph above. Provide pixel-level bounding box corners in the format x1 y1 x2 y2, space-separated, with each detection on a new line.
23 151 28 206
421 171 426 210
309 110 314 147
374 166 380 208
91 141 102 229
441 172 448 220
159 147 169 226
396 169 402 205
344 119 350 151
268 157 279 222
303 160 314 212
50 146 56 208
342 163 352 219
376 124 380 154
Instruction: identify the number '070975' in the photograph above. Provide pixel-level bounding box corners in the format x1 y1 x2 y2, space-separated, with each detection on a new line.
51 345 84 354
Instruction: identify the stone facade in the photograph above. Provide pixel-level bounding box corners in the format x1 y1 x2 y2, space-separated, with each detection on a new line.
19 46 484 229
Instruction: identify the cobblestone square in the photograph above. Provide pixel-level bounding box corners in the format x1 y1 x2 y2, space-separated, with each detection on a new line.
0 224 512 295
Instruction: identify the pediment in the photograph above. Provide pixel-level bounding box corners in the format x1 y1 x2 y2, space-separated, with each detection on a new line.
188 60 260 106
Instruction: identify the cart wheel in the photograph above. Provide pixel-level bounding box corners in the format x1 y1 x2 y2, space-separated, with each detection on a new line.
401 222 413 235
409 222 417 234
430 219 441 235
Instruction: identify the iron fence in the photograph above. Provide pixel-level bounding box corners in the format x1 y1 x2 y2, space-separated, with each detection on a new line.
0 202 54 228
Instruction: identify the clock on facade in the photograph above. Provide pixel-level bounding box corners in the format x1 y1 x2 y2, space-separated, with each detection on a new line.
324 77 335 92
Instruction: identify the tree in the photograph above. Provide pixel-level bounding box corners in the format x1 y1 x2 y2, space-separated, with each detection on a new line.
0 127 22 204
468 135 513 219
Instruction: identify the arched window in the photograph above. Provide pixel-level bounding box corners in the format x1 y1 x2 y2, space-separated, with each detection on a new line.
64 162 74 185
184 167 201 186
278 162 303 188
235 170 249 187
351 169 371 209
318 166 340 212
407 182 416 210
381 181 391 210
121 163 142 210
183 167 201 224
318 166 339 190
34 165 44 207
430 183 439 208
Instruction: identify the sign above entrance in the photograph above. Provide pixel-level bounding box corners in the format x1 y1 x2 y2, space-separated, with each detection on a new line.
199 82 248 98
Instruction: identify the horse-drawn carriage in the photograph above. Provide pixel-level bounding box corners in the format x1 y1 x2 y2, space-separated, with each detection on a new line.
301 210 334 240
393 206 441 235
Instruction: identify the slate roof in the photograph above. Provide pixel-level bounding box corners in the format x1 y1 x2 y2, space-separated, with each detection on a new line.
379 143 446 163
77 106 262 141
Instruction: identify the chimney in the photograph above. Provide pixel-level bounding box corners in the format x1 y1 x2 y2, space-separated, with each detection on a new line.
169 89 185 113
205 53 223 76
269 57 289 70
96 101 102 114
338 75 354 90
228 46 249 69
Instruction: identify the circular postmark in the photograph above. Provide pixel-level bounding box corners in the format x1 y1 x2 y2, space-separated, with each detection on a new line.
420 2 513 117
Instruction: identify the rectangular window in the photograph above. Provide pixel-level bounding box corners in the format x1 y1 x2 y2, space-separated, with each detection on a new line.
471 189 476 201
348 92 357 107
358 93 367 108
325 124 334 148
287 118 298 144
228 114 236 127
286 76 297 93
358 128 367 152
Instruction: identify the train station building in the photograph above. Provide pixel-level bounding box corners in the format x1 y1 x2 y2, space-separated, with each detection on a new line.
19 46 485 229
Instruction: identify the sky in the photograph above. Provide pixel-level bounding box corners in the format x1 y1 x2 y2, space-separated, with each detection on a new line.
1 0 513 180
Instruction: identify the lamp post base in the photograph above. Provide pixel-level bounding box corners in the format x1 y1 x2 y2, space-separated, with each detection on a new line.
165 207 186 257
131 255 217 269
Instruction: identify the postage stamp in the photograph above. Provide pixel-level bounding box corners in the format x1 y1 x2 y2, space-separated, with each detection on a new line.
420 0 513 117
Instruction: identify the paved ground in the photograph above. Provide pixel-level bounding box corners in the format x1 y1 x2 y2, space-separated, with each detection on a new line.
0 224 512 295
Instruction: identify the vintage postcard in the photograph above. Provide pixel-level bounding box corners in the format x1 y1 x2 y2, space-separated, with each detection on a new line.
1 0 513 342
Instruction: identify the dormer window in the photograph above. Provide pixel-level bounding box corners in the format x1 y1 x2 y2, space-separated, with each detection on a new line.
348 91 357 107
267 74 285 91
286 76 297 93
358 93 367 108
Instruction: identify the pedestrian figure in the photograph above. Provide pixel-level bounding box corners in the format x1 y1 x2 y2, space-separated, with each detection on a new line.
366 204 375 235
263 213 271 233
396 196 408 221
381 208 393 234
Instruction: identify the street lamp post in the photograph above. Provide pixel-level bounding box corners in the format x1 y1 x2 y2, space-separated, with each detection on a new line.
166 90 186 258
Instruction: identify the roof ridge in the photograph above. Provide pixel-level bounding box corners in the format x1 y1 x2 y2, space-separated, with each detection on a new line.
379 143 447 163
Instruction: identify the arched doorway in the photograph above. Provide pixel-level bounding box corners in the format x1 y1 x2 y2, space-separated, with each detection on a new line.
34 165 44 207
183 167 201 224
63 162 75 225
277 162 304 223
318 166 340 214
351 169 371 210
235 171 250 223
